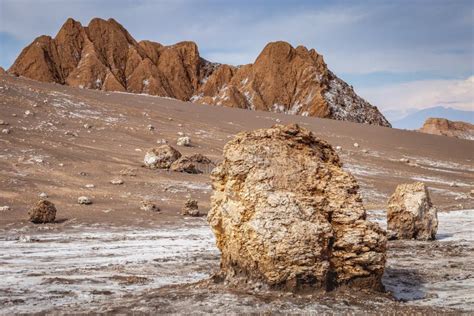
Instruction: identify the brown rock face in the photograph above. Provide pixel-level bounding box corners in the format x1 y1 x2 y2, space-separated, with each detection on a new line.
0 67 6 75
170 153 215 174
208 124 387 292
28 200 57 223
9 18 390 127
419 118 474 140
387 182 438 241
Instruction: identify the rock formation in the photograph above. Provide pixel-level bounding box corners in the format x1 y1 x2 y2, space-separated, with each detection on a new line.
419 118 474 140
28 200 57 223
0 67 5 75
170 153 215 174
144 145 182 169
387 182 438 241
8 18 391 127
208 124 387 292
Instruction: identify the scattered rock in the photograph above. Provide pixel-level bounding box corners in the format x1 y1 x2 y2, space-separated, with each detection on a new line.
362 149 368 153
470 189 474 197
182 199 199 216
79 172 88 176
39 192 48 198
208 124 386 291
85 184 95 188
399 158 410 164
335 145 342 151
140 200 160 212
110 178 124 185
28 200 57 223
83 123 92 129
449 182 458 187
156 139 167 144
353 142 359 148
170 153 215 174
65 131 78 137
387 182 438 241
177 136 191 147
0 206 11 212
24 110 33 117
0 120 8 125
78 196 92 205
1 128 10 134
144 145 182 169
147 124 155 131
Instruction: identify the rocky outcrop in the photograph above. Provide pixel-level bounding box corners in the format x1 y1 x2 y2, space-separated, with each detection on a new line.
0 67 6 75
144 145 182 169
208 124 387 292
387 182 438 241
9 18 390 127
419 118 474 140
28 200 57 223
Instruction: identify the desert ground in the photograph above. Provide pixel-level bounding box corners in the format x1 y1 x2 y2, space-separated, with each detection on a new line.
0 74 473 314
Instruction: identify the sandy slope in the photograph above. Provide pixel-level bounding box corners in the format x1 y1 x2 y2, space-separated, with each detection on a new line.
0 74 473 313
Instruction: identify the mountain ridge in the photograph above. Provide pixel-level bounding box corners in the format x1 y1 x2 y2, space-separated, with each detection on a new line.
8 17 391 127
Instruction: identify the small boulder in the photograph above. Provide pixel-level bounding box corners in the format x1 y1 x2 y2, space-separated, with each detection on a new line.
144 145 182 169
182 199 200 216
0 206 11 212
353 142 359 148
110 178 124 185
39 192 48 198
387 182 438 241
78 196 92 205
28 200 56 223
140 200 160 212
177 136 191 147
170 154 215 174
2 128 10 134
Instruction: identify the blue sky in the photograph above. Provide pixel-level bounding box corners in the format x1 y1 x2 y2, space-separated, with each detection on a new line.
0 0 472 115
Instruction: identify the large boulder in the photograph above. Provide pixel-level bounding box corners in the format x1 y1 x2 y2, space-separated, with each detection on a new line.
387 182 438 241
28 200 57 223
208 124 386 292
144 145 181 169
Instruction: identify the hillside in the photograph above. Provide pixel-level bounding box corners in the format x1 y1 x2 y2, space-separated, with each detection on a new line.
390 106 474 129
8 18 390 127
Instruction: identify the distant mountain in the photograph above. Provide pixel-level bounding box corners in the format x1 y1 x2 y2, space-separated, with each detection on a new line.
8 17 390 127
390 106 474 129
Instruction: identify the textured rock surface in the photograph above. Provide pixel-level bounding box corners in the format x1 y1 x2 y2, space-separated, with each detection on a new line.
9 18 390 127
387 182 438 241
28 200 57 223
182 199 199 216
170 154 215 174
419 118 474 140
208 124 386 292
144 145 181 169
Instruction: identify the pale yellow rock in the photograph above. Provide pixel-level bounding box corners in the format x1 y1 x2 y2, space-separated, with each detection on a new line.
208 124 386 292
387 182 438 241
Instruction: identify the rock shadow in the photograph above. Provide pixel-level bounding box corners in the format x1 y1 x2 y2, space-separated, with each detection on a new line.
382 267 426 302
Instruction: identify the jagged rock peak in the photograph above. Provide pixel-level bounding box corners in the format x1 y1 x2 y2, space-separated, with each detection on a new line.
8 18 391 127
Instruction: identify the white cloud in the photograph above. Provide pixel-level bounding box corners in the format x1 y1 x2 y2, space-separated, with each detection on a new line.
359 76 474 111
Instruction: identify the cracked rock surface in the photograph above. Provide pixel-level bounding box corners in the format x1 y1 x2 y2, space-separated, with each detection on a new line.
208 124 387 292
